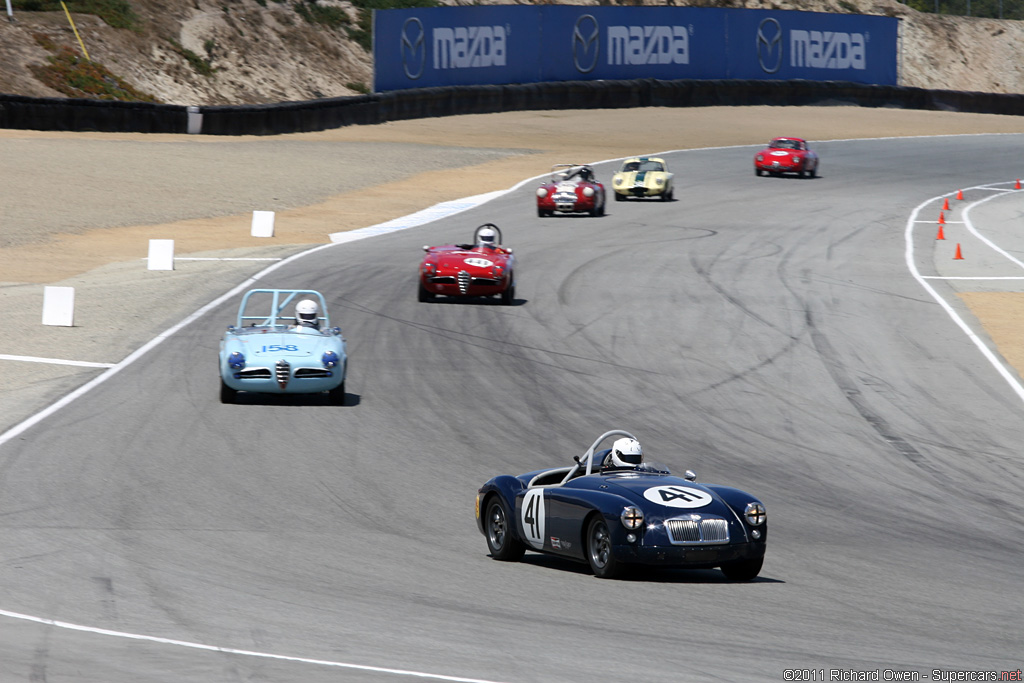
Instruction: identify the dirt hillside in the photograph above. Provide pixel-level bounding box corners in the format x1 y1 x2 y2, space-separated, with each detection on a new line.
0 0 1022 106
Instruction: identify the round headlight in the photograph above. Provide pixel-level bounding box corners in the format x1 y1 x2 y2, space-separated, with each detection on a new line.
614 177 623 186
620 506 644 530
536 187 548 198
744 502 766 526
792 155 800 164
322 350 340 368
228 351 245 369
654 177 664 185
582 186 595 198
756 154 764 162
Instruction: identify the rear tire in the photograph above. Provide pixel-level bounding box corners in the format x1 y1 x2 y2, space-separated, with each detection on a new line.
485 497 525 561
586 516 625 579
219 380 237 404
720 557 763 582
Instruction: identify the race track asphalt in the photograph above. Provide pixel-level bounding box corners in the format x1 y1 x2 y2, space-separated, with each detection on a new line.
0 134 1022 682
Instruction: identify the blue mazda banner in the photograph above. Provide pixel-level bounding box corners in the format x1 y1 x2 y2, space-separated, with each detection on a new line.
726 9 898 83
374 6 540 92
373 6 898 92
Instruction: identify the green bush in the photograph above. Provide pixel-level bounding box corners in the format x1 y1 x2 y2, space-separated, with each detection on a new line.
12 0 138 29
31 45 159 101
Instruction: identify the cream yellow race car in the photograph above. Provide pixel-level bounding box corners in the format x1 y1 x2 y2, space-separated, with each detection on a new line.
611 157 674 202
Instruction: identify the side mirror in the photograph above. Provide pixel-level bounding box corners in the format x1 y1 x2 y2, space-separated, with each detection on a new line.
684 470 696 482
506 248 513 254
423 245 431 252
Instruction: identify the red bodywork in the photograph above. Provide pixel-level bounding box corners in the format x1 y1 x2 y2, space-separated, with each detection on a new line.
537 164 606 217
754 137 819 178
419 234 516 305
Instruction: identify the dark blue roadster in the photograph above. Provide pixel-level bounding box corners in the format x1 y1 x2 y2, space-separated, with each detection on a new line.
475 430 767 580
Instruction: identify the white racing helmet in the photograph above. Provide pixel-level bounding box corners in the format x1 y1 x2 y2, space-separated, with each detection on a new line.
478 227 497 246
295 299 319 326
609 437 643 467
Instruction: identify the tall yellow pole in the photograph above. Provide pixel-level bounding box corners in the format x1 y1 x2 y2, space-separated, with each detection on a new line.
60 2 90 61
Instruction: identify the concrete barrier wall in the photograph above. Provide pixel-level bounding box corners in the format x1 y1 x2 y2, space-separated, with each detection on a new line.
3 79 1024 136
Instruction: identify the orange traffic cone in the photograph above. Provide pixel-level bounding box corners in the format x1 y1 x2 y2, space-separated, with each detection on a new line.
938 211 945 225
956 189 964 200
942 197 950 211
1017 179 1021 190
954 243 964 260
937 225 946 240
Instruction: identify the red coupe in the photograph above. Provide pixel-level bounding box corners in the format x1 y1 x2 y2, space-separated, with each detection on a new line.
754 137 819 178
536 164 606 217
418 223 516 305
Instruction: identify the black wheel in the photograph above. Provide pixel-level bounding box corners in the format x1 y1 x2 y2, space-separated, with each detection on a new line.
219 380 237 404
537 208 550 217
614 192 624 202
720 557 763 582
755 168 763 176
500 277 515 306
485 497 525 561
328 381 346 406
586 516 624 579
809 165 817 178
418 282 434 302
661 189 672 201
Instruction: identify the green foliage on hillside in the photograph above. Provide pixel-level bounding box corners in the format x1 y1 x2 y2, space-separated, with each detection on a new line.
30 36 159 102
12 0 138 29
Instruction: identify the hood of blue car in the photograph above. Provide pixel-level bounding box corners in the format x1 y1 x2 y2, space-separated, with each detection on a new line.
598 473 732 516
230 331 334 359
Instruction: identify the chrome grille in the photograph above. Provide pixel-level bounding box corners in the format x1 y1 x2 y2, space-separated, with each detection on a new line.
666 517 730 545
457 270 471 294
275 359 290 388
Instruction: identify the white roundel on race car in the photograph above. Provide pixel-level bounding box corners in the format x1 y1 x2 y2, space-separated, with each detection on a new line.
643 485 713 509
463 257 494 268
770 150 789 156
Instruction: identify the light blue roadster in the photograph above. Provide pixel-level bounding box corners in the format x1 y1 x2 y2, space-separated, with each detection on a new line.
219 289 347 404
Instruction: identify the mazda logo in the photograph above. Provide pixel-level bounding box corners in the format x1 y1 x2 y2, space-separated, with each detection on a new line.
756 18 783 74
572 14 599 74
401 17 425 80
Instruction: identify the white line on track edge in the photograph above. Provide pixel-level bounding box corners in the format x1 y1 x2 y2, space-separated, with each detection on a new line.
0 606 508 683
905 182 1024 404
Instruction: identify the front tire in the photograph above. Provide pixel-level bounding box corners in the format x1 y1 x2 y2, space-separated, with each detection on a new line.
586 516 625 579
720 557 763 582
418 282 434 302
614 191 624 202
485 497 525 561
500 277 515 306
328 381 346 406
219 380 237 404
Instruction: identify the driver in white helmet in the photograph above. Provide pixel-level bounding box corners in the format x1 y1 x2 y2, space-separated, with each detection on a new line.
477 226 498 249
291 299 320 332
603 437 643 471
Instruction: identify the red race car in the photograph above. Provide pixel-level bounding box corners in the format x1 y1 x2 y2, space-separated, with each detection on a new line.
418 223 516 305
536 164 606 217
754 137 819 178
